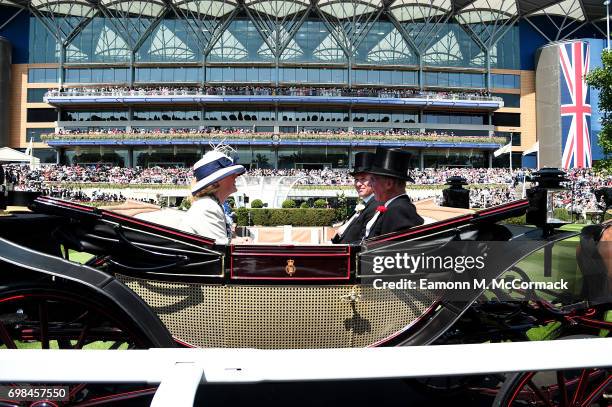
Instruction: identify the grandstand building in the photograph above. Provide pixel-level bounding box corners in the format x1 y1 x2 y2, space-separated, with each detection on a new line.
0 0 608 169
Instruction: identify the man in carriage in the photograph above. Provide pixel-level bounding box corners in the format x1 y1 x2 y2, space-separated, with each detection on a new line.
331 152 380 244
363 147 424 240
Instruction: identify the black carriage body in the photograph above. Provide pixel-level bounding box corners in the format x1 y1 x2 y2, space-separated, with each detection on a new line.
0 196 585 349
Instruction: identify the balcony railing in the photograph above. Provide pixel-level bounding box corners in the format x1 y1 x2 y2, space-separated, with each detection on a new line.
44 87 503 103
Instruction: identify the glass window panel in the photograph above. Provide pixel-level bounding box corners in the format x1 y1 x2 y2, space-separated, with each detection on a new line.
66 17 130 63
283 20 347 63
27 108 57 122
26 128 54 142
355 21 417 66
28 68 58 83
27 88 48 103
29 18 59 63
422 24 482 69
208 19 265 63
295 68 307 83
137 19 198 63
354 70 367 84
491 25 520 70
379 70 392 85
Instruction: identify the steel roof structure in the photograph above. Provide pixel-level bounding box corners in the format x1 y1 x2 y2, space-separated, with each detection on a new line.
0 0 608 21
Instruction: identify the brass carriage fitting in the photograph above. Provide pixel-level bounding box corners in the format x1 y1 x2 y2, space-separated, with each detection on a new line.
525 168 570 237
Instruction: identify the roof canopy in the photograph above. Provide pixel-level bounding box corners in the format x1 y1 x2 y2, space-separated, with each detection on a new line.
0 147 41 164
4 0 611 21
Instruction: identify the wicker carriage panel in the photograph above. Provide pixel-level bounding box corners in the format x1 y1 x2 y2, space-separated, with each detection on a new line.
117 274 437 348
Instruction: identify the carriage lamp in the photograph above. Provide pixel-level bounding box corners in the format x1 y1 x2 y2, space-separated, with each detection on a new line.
526 168 570 236
442 176 470 209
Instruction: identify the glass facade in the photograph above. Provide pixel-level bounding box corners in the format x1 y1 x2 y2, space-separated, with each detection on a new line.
136 67 203 83
354 21 417 66
27 11 522 88
133 146 200 168
423 149 486 168
424 71 485 88
205 109 274 121
28 68 58 83
493 93 521 108
206 66 275 83
61 110 129 121
63 147 130 166
423 113 486 125
133 109 200 121
27 88 48 103
352 109 417 123
27 7 519 170
279 108 347 122
26 128 54 142
65 68 130 84
491 73 521 89
352 69 417 86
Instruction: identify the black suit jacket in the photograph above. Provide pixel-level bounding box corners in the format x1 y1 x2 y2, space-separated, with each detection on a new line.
367 194 423 239
333 197 379 244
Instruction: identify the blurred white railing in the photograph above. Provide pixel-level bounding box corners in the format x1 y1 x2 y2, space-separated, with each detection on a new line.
0 339 609 407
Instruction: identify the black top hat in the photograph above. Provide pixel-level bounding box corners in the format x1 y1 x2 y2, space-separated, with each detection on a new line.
367 147 415 182
349 152 375 175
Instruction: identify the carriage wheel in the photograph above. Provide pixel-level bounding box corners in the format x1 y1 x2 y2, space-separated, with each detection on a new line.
0 285 158 406
493 369 611 407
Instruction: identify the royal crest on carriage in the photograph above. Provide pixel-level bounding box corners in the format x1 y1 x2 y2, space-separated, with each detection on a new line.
285 259 296 276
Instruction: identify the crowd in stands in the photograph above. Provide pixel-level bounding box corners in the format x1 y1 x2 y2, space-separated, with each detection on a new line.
46 86 497 101
49 128 483 144
3 164 610 212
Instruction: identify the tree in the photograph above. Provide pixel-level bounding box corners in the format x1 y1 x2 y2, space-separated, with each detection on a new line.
585 50 612 171
251 199 264 208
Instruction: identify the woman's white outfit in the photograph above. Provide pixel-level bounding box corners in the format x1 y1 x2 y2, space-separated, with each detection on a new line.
179 196 229 244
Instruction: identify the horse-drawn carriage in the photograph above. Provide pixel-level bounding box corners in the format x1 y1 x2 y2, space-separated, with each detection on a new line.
0 170 610 406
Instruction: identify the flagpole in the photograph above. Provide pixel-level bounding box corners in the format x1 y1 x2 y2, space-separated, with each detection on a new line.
606 1 611 50
509 133 513 173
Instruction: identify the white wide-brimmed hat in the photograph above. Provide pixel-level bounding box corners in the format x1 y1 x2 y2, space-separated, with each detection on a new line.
191 150 245 196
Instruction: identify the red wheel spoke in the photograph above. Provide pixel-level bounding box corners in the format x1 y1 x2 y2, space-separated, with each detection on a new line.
39 300 49 349
526 379 554 407
0 320 17 349
580 373 612 407
75 322 90 350
570 369 591 407
506 372 536 407
557 371 569 407
69 383 87 400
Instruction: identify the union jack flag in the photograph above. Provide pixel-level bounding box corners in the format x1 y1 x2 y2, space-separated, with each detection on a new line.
559 41 592 169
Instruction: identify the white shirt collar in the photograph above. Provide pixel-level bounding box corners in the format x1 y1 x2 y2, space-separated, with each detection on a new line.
384 193 406 207
363 194 374 203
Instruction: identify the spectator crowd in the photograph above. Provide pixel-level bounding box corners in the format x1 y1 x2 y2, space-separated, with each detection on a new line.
46 86 497 102
2 164 610 211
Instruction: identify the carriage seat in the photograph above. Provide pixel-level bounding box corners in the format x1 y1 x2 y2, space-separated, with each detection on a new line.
100 200 188 231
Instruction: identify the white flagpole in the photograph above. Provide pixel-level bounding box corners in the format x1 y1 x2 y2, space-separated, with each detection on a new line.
509 133 513 173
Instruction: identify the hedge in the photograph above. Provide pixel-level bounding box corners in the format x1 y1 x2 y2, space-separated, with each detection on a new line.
235 208 337 226
251 199 264 208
